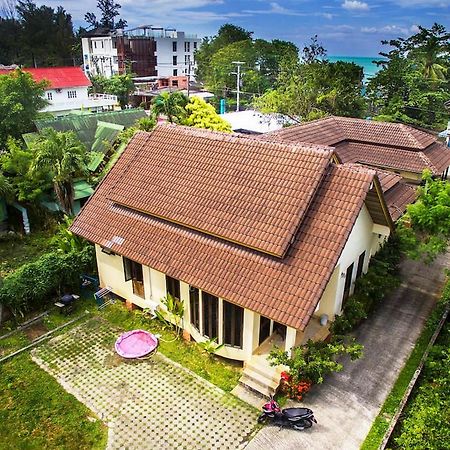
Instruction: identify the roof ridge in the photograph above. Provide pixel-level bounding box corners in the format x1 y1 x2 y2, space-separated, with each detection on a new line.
154 124 335 156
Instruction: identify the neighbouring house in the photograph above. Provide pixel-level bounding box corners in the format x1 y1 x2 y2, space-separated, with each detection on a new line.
263 116 450 183
82 26 201 79
71 124 394 395
0 66 118 115
221 110 293 135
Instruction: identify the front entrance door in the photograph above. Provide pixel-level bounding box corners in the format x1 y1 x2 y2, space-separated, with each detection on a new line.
259 316 271 345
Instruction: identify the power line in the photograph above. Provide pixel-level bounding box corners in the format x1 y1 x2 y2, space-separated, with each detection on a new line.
231 61 245 112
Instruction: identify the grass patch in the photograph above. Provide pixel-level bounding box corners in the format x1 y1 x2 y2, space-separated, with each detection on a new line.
0 231 54 278
0 353 107 450
0 331 30 358
99 302 242 392
361 292 449 449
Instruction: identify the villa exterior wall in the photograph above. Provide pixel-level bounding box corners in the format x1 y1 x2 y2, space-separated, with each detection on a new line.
94 203 391 362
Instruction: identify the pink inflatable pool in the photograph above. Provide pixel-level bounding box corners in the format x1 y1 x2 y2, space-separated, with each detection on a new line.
115 330 158 359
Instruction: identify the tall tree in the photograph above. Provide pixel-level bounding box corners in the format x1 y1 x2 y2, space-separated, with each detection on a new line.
368 23 450 129
0 69 48 148
30 128 88 215
84 0 127 30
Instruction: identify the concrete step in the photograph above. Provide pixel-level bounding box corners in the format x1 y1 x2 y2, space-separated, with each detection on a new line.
242 366 280 389
231 383 266 409
238 376 275 398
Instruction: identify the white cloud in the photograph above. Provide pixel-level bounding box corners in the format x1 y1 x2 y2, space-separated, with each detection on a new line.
342 1 370 11
361 24 413 35
390 0 450 6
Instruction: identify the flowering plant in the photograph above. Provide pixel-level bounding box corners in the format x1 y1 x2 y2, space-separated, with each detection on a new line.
279 371 312 401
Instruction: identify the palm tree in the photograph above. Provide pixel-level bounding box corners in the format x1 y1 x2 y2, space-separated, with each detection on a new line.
152 91 188 123
30 128 88 215
0 172 13 201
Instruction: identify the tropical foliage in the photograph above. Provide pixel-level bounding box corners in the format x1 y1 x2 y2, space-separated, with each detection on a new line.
0 0 78 68
152 91 188 124
0 69 48 148
184 97 232 132
368 23 450 129
0 245 95 317
90 73 134 108
30 128 89 215
195 23 299 109
254 37 366 121
398 170 450 261
269 336 363 387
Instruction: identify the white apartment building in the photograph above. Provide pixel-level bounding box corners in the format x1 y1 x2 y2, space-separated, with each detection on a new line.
81 26 201 80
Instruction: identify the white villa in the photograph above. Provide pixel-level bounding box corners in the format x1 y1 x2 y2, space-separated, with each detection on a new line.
72 125 393 395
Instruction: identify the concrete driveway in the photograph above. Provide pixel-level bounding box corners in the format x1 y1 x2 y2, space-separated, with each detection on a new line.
32 318 258 450
246 253 449 450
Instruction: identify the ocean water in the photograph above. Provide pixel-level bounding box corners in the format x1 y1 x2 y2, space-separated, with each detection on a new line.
328 56 384 81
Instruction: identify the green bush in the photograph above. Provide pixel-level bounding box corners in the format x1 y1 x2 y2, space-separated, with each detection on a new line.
0 246 95 316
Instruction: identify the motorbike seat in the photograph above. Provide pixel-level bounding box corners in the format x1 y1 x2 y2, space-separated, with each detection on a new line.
283 407 311 418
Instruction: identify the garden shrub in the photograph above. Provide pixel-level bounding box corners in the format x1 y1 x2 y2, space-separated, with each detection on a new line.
0 246 95 316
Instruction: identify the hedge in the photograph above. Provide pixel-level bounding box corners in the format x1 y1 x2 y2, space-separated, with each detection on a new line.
0 246 95 317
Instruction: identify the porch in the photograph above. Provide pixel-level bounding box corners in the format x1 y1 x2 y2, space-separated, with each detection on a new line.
232 316 330 400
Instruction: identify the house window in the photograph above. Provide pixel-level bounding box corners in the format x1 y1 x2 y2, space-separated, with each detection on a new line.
193 41 197 50
189 286 200 330
67 90 77 99
185 55 190 64
123 257 145 298
166 275 180 300
172 55 177 65
172 41 177 52
223 300 243 348
47 92 53 100
172 79 178 87
173 69 178 76
342 263 354 307
184 41 190 52
202 291 218 339
356 251 366 280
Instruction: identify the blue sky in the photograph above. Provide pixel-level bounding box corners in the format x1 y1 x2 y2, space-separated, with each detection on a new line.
41 0 448 56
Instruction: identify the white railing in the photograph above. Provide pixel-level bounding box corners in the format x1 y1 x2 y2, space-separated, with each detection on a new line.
89 93 118 102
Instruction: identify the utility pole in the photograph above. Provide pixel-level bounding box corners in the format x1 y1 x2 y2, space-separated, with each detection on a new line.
231 61 245 112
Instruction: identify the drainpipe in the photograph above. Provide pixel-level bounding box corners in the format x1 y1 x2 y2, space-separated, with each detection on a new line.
12 203 30 235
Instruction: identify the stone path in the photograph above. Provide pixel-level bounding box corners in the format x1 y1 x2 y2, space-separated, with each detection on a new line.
247 252 450 450
32 319 258 450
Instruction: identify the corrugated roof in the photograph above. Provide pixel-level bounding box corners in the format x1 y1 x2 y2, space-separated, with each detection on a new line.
71 125 384 330
0 67 91 89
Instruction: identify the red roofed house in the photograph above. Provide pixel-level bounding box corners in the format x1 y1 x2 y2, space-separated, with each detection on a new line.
72 125 394 396
0 66 118 115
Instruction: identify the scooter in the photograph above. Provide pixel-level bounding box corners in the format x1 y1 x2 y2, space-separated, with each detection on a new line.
257 395 317 431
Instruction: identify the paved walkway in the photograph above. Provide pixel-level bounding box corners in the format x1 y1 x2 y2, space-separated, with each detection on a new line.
246 253 450 450
32 319 258 450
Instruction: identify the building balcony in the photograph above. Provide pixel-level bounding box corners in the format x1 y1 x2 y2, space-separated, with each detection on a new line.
43 94 118 113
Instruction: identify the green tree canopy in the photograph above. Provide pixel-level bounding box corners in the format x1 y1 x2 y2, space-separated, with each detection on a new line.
0 0 77 67
84 0 127 31
152 91 189 124
195 23 299 109
30 128 89 215
254 59 366 121
0 69 48 148
184 97 232 132
367 23 450 129
90 73 134 108
0 137 51 202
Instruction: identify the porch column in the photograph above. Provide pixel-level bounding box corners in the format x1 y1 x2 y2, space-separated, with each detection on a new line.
285 327 297 356
243 309 256 359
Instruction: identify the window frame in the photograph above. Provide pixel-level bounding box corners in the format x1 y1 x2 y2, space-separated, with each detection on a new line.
202 291 218 339
166 275 180 300
223 300 243 349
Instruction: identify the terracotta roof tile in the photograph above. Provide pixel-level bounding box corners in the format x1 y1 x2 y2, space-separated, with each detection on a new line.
264 116 449 176
108 125 332 257
72 127 376 330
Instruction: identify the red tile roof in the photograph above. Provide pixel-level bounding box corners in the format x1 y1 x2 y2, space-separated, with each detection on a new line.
71 125 383 330
109 126 332 257
264 116 450 176
0 66 91 89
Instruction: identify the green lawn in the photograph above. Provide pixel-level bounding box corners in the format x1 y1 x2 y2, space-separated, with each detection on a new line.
0 353 107 450
99 303 242 392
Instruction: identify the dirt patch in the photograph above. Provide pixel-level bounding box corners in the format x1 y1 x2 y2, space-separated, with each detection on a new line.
23 322 48 341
